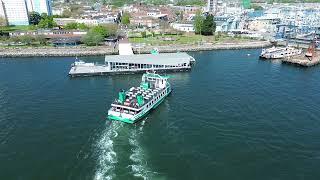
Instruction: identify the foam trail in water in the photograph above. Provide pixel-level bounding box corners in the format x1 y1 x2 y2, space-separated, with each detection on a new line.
94 122 122 180
128 120 154 180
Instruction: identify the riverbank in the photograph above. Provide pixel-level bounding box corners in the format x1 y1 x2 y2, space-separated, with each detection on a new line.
0 41 271 58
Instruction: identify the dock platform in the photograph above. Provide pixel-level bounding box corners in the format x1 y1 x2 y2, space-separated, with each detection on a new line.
281 54 320 67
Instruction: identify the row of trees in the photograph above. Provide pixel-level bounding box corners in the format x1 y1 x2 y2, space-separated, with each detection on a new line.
92 0 205 6
81 24 118 46
3 35 48 45
64 22 89 30
1 24 119 46
121 12 130 26
194 12 216 36
29 12 57 28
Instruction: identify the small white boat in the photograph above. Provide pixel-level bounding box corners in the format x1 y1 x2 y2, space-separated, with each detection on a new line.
260 46 302 59
71 58 95 67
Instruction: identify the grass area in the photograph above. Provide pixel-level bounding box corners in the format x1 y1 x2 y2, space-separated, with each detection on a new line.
129 34 255 46
0 25 37 32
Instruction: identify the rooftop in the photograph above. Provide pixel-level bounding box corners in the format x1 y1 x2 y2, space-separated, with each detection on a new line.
105 52 194 65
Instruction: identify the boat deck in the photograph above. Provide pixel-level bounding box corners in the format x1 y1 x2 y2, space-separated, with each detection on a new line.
111 86 164 112
69 65 110 76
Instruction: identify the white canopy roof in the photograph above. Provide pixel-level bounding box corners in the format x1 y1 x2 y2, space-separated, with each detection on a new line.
105 52 193 65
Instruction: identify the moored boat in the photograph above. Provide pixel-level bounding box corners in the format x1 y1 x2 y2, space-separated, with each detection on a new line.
107 71 171 123
71 57 95 67
260 46 302 59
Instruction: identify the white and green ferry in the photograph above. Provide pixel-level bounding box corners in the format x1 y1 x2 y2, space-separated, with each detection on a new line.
107 72 171 124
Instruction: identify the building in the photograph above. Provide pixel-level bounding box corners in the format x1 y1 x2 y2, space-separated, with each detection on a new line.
69 53 196 76
53 18 77 26
104 53 195 72
0 0 7 26
26 0 52 15
207 0 218 14
2 0 29 25
131 17 159 28
52 7 63 16
171 23 195 33
76 19 98 26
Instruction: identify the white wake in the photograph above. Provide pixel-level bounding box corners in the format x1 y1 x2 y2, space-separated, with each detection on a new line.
94 122 122 180
128 119 154 180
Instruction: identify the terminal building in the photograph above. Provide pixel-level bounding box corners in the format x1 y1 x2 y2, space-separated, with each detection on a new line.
105 53 195 72
69 53 196 76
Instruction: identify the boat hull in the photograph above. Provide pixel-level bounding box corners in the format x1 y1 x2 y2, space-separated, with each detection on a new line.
107 88 172 124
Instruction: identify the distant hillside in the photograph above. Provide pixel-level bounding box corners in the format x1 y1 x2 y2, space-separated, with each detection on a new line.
59 0 206 6
110 0 206 6
252 0 320 3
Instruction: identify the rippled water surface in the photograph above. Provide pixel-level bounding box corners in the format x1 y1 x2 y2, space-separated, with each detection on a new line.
0 49 320 180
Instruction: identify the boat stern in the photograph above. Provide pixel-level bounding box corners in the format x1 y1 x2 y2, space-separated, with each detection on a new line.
107 109 135 124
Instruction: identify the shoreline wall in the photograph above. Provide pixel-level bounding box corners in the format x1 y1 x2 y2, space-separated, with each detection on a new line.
0 41 272 58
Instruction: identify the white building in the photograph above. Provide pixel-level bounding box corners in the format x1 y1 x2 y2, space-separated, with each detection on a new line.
171 23 195 32
207 0 218 14
52 7 63 16
1 0 29 25
0 0 6 19
26 0 52 15
76 19 99 26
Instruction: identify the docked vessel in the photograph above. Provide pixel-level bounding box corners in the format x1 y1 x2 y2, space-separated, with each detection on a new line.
71 58 95 67
107 71 171 123
260 46 302 59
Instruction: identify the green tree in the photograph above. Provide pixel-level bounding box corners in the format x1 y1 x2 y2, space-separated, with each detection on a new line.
78 23 89 30
29 12 42 25
105 24 118 37
201 14 216 36
141 31 147 38
41 13 48 19
91 25 108 37
38 16 57 28
101 0 108 5
81 30 104 46
179 11 184 21
90 25 118 37
121 12 130 26
194 10 204 34
35 35 48 45
65 22 78 29
19 35 34 45
62 9 72 18
176 0 205 6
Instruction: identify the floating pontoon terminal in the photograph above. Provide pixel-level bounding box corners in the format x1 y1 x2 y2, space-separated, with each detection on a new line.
69 52 196 76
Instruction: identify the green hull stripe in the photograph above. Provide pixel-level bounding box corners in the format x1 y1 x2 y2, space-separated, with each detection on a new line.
108 115 134 124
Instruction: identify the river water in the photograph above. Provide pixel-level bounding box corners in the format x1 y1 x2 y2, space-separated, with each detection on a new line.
0 49 320 180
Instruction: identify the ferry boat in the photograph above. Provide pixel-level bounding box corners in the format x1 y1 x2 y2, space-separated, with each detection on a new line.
71 58 95 67
107 71 171 123
260 46 302 59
